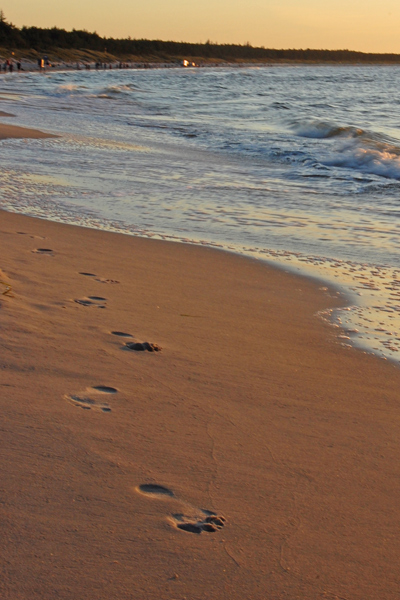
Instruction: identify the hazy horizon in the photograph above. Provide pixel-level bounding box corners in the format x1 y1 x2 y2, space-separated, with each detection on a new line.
2 0 400 54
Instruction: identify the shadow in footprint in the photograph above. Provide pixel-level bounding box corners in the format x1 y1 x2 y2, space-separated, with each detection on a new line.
79 272 96 277
92 385 118 394
32 248 54 255
176 522 202 534
138 484 175 497
111 331 133 338
126 342 162 352
137 483 226 534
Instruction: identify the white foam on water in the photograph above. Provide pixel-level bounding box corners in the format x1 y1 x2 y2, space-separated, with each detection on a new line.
323 140 400 180
56 84 80 92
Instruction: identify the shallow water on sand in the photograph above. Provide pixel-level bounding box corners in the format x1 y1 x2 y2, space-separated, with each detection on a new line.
0 65 399 362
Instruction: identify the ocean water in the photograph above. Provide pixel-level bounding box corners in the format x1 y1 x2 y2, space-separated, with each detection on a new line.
0 65 399 362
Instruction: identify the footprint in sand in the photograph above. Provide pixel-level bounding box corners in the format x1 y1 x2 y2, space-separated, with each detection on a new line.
0 280 12 296
172 513 226 534
125 341 162 352
17 232 45 240
137 484 226 534
74 296 107 308
78 272 120 284
95 278 120 284
65 385 118 412
111 332 158 346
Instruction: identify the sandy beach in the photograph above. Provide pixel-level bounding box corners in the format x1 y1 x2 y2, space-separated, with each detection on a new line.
1 207 400 600
0 120 57 139
1 124 400 599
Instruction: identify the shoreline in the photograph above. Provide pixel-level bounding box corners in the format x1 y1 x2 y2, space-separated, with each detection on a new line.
257 250 400 367
3 59 400 75
2 201 397 366
1 208 400 599
0 112 395 364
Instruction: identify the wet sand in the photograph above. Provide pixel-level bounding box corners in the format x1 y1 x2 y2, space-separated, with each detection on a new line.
0 121 57 139
1 207 400 600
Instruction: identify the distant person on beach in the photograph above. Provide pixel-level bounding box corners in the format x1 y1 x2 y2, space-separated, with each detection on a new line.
17 60 21 71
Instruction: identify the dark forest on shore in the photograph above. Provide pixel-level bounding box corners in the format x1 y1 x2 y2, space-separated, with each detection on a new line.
1 11 400 63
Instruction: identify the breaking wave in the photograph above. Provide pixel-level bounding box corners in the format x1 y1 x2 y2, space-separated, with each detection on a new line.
292 119 365 139
322 144 400 180
101 84 136 95
290 119 400 180
55 84 82 94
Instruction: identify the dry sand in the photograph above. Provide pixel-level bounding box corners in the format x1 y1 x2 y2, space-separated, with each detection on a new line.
1 207 399 600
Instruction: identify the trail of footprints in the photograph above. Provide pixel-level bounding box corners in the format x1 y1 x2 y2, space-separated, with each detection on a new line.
137 484 226 535
74 273 162 351
29 250 224 535
67 271 162 414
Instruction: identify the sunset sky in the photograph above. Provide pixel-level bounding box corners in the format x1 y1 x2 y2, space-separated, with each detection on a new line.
3 0 400 53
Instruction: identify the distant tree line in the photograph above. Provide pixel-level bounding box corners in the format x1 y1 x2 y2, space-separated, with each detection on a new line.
1 11 400 63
